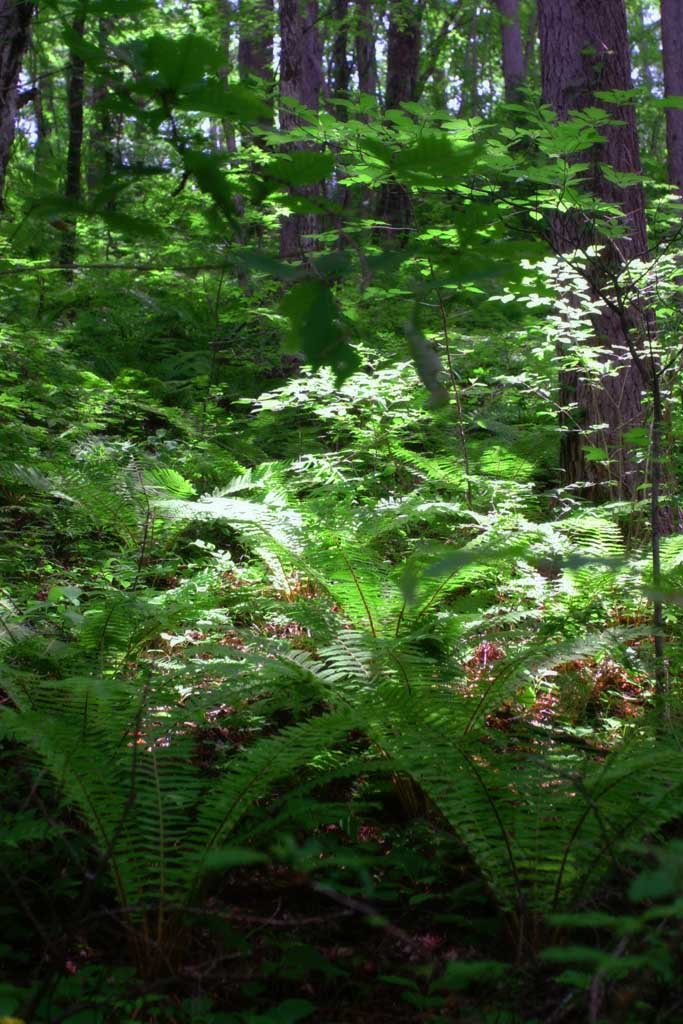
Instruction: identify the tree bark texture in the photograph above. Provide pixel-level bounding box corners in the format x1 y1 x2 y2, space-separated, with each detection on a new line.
458 6 480 117
660 0 683 194
239 0 274 126
279 0 323 258
377 0 421 234
496 0 525 102
331 0 350 116
354 0 377 110
27 35 52 178
538 0 649 501
216 0 237 152
0 0 34 211
60 15 85 275
385 0 421 111
88 17 115 195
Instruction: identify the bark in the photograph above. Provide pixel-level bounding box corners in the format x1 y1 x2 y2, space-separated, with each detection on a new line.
385 0 420 111
88 18 115 195
217 0 237 152
27 37 52 176
523 6 538 78
458 5 480 117
279 0 323 258
538 0 649 501
376 0 421 234
238 0 274 126
60 15 85 275
0 0 34 211
331 0 350 116
496 0 525 102
32 73 50 169
354 0 377 111
660 0 683 194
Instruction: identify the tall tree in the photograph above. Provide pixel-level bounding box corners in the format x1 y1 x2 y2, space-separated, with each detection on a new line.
538 0 649 499
354 0 377 109
238 0 274 124
217 0 237 153
28 34 53 178
0 0 34 211
376 0 421 233
385 0 421 111
660 0 683 194
60 13 85 274
87 17 115 195
495 0 525 102
278 0 323 258
331 0 350 116
458 5 482 117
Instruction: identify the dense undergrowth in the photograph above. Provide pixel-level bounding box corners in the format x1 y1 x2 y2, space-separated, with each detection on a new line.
3 265 683 1024
3 26 683 1016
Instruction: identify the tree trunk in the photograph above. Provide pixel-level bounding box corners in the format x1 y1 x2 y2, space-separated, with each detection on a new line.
661 0 683 194
238 0 274 126
28 36 52 178
354 0 377 111
88 18 115 196
385 0 420 111
60 14 85 276
377 0 421 234
217 0 237 153
458 5 480 117
0 0 34 211
496 0 525 102
278 0 323 259
538 0 649 501
523 6 538 79
331 0 350 116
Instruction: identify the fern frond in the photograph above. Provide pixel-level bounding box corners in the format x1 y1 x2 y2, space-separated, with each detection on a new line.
1 674 358 937
157 492 303 553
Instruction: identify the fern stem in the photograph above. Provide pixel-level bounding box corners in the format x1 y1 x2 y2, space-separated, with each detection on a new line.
341 552 377 637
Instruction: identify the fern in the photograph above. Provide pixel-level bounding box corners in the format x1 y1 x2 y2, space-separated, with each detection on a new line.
369 681 683 914
157 473 303 554
0 671 358 960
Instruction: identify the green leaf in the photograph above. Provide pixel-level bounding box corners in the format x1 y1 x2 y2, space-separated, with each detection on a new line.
433 960 508 992
176 82 271 122
280 281 360 382
133 34 223 93
401 541 531 603
623 427 649 446
653 96 683 110
202 847 269 872
255 1000 315 1024
547 912 622 929
404 320 449 409
599 163 642 187
583 446 609 462
235 248 304 282
265 151 335 188
392 134 478 187
88 0 154 14
594 89 640 104
147 467 196 499
182 150 235 218
62 27 108 67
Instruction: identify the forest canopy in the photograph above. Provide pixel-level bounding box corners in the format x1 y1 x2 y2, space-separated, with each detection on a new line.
2 1 683 1022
